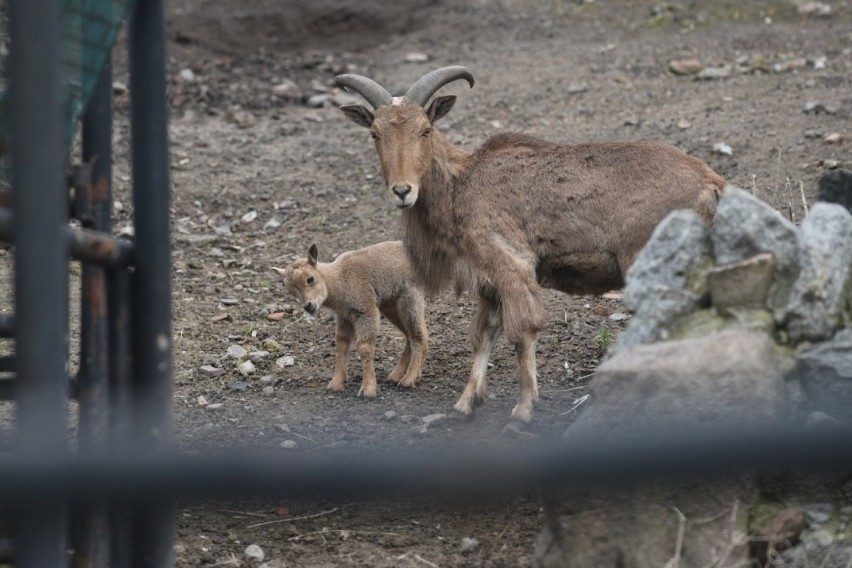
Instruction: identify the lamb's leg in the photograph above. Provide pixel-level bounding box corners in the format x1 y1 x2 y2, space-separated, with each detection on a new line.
396 292 429 388
355 309 380 400
328 318 353 392
451 292 502 420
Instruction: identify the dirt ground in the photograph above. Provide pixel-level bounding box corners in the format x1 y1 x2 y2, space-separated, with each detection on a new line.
58 0 852 565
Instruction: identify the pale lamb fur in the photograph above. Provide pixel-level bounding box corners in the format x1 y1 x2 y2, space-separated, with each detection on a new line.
336 66 726 432
272 241 428 399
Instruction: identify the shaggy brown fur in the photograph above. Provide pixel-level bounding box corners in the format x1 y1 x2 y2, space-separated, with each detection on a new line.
272 241 429 399
340 90 725 428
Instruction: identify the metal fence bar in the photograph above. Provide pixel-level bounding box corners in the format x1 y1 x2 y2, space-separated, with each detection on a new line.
9 0 70 565
0 314 13 337
72 60 113 568
128 0 174 564
0 207 134 267
0 426 850 502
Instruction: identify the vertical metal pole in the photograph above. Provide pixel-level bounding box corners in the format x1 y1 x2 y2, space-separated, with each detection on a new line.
128 0 174 565
9 0 69 565
72 62 113 568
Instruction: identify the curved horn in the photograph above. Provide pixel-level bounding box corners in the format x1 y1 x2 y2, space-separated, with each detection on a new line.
334 74 392 109
403 66 475 106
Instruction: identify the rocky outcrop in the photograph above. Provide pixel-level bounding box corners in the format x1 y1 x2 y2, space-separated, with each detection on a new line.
536 185 852 568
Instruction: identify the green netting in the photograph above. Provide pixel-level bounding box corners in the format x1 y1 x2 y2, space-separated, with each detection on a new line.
0 0 133 187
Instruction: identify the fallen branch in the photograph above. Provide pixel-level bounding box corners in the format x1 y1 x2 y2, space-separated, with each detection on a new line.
664 507 687 568
414 554 440 568
288 529 401 542
218 509 270 519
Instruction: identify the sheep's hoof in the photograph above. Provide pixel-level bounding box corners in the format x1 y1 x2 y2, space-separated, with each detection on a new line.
326 380 345 392
357 387 377 400
396 377 417 389
502 420 538 440
448 408 475 423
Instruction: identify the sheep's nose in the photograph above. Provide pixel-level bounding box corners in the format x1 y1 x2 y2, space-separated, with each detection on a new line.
391 185 411 199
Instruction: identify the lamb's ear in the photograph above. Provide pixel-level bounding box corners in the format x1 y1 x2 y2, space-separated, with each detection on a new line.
339 105 374 128
307 243 319 266
426 95 456 123
270 267 287 277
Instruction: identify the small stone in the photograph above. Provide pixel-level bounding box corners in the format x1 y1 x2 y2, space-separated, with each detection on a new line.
211 313 231 322
803 100 831 114
609 312 629 321
112 81 128 94
271 79 302 99
422 413 447 425
804 529 833 550
798 1 832 16
206 403 223 410
677 118 692 130
411 424 430 437
178 68 195 82
264 217 282 230
823 159 840 169
712 142 733 156
807 509 831 524
227 344 248 359
250 351 269 363
238 360 256 376
696 66 731 80
229 110 256 129
267 312 286 322
198 365 225 378
566 83 588 94
221 297 239 306
824 132 842 143
260 375 277 384
276 356 295 368
262 339 283 351
241 210 258 223
405 52 429 63
306 94 329 108
274 423 290 433
460 537 480 553
668 58 703 76
382 410 398 421
262 386 274 395
280 440 297 450
229 381 247 391
197 395 209 406
244 544 265 561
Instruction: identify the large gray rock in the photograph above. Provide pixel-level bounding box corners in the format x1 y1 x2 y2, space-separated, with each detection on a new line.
785 204 852 343
796 328 852 420
713 186 800 317
614 210 712 353
536 330 792 568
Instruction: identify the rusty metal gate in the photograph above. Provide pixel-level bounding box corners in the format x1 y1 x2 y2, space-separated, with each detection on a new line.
1 1 852 567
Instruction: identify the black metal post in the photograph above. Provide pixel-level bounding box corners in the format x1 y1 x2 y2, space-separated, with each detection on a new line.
9 0 69 565
128 0 174 564
72 61 114 568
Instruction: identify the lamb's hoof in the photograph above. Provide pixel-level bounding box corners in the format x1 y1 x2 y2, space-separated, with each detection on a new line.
502 420 538 440
448 408 475 423
396 377 417 389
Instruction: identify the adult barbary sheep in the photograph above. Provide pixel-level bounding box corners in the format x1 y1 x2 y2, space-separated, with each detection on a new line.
335 66 725 432
272 241 429 399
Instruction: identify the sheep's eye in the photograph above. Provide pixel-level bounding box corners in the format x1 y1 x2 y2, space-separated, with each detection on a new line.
370 132 379 140
422 128 432 137
306 276 315 285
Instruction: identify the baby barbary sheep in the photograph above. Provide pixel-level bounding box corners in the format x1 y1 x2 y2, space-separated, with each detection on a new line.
272 241 428 399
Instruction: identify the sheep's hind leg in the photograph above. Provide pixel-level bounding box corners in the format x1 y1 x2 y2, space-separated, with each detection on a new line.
450 292 502 421
503 332 540 439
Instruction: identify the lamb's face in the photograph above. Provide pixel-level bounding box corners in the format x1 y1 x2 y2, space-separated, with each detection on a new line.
273 259 327 315
370 103 435 209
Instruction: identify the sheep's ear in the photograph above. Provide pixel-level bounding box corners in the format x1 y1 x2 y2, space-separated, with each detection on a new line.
426 95 456 123
308 243 319 266
339 105 374 128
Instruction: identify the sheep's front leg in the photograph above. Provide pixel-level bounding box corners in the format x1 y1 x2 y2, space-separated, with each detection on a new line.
396 292 429 388
354 309 380 400
451 292 502 421
328 318 354 392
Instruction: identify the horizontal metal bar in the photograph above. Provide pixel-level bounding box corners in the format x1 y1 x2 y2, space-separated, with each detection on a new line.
0 207 133 267
0 426 850 502
0 374 80 400
0 315 13 338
